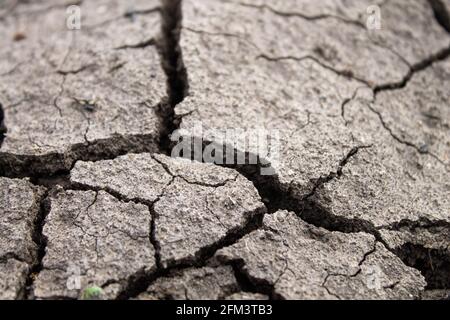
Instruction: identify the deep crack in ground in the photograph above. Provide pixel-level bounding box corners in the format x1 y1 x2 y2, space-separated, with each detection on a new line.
1 0 449 300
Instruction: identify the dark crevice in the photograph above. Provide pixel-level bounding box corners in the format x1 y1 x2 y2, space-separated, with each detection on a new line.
29 171 72 190
429 0 450 33
225 259 283 300
0 253 27 264
160 0 189 105
148 205 163 270
378 218 450 290
157 0 189 154
379 217 450 232
394 244 450 290
0 101 6 148
23 189 50 300
0 132 160 178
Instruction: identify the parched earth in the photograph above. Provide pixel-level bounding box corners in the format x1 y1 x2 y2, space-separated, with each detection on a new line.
0 0 449 300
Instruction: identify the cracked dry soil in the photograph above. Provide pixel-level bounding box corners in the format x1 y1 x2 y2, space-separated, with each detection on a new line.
0 0 449 300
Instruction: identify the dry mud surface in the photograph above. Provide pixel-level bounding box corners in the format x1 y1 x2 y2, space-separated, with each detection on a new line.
0 0 449 300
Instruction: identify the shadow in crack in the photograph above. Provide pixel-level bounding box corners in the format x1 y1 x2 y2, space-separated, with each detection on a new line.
395 243 450 290
429 0 450 33
0 102 7 148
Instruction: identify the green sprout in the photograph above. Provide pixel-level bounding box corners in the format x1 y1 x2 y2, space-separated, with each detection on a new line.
81 286 104 300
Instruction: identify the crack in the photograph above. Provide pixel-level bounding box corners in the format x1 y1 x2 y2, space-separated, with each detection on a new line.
373 45 450 94
23 188 50 300
0 101 7 149
116 209 264 300
159 203 265 270
0 111 162 179
205 195 230 231
378 218 450 233
179 139 386 240
174 134 374 236
366 104 447 166
0 1 183 178
257 54 371 87
0 253 27 264
377 218 450 290
227 1 365 29
369 38 413 70
0 60 28 77
148 204 163 270
304 145 374 200
353 242 378 277
170 133 440 295
52 76 66 117
160 0 189 105
56 64 97 76
151 154 240 188
157 0 189 154
65 154 266 299
37 184 164 299
340 86 368 123
321 242 378 299
222 259 284 300
183 27 261 52
322 275 342 300
115 38 156 50
108 61 127 73
429 0 450 33
393 244 450 290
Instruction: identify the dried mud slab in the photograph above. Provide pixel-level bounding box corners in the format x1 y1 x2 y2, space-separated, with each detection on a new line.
1 0 449 301
311 89 450 289
216 211 426 300
176 0 450 290
0 0 166 177
70 154 266 268
372 59 450 166
33 189 155 299
176 0 450 198
0 177 45 299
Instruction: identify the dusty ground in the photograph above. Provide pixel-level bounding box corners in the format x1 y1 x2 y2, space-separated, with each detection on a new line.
0 0 449 300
